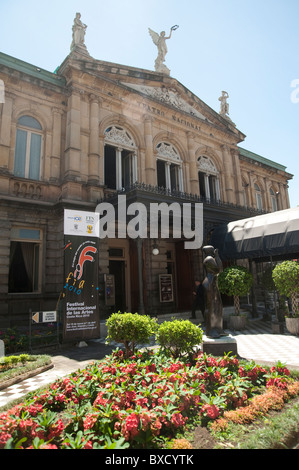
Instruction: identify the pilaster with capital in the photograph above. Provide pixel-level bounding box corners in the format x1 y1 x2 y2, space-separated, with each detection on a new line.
50 107 63 181
64 88 81 180
221 145 235 204
88 94 101 183
144 115 155 185
0 95 13 171
187 132 199 195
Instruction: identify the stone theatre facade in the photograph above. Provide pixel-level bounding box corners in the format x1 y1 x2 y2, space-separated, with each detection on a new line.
0 15 293 327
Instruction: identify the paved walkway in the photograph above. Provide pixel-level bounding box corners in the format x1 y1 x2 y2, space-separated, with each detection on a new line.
1 318 299 408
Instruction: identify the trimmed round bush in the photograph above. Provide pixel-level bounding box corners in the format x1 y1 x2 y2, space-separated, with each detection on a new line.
106 312 158 357
156 319 203 358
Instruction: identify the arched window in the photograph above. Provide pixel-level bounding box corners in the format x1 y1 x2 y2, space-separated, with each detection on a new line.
197 155 220 201
254 183 263 210
104 125 137 190
156 142 183 192
270 188 278 211
14 115 42 180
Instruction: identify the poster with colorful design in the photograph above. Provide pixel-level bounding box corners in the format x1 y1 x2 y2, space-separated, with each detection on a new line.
63 210 100 341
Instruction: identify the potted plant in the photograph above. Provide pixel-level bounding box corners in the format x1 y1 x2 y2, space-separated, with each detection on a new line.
272 260 299 335
218 265 253 330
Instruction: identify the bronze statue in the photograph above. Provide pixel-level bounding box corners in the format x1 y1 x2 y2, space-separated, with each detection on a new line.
202 245 224 338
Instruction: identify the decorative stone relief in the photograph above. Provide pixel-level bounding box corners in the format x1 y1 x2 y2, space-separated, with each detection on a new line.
198 156 218 174
121 83 209 121
104 125 136 149
156 142 181 163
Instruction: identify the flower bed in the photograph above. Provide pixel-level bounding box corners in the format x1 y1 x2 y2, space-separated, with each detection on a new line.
0 349 298 449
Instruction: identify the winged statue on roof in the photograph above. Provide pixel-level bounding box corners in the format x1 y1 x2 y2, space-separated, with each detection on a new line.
148 25 179 74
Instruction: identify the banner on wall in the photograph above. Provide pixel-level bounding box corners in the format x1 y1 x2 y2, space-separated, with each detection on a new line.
63 210 100 342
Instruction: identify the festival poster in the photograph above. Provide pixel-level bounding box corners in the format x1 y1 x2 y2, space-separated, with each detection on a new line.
63 210 100 342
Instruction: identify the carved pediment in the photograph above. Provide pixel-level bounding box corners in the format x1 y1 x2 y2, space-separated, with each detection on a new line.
121 82 212 122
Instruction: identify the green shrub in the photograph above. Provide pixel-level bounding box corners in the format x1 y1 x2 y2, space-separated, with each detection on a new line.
156 319 203 359
106 312 158 357
19 354 30 364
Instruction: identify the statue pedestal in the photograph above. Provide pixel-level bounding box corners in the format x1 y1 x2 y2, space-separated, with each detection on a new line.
202 334 238 357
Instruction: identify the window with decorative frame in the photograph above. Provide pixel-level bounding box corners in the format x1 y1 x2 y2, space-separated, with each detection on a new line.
254 183 263 210
270 187 278 211
14 115 42 180
104 125 137 190
197 155 220 201
156 142 183 192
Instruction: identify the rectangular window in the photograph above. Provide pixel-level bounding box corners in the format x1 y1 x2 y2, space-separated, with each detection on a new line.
170 164 179 191
8 228 42 293
104 145 117 189
198 172 206 198
256 193 263 211
157 160 166 188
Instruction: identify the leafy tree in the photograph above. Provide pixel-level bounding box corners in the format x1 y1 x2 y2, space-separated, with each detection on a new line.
272 261 299 316
218 266 253 315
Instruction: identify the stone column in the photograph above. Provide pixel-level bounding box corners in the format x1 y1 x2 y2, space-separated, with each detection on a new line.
221 145 235 204
144 115 155 185
132 152 138 183
165 161 171 190
187 132 198 195
0 95 13 171
215 177 221 201
50 108 63 181
178 165 184 192
248 171 254 208
263 178 270 211
204 174 210 200
232 149 243 205
116 148 122 190
64 89 81 180
88 94 100 184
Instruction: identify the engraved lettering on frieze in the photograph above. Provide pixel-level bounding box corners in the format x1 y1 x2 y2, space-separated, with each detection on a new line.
122 83 209 121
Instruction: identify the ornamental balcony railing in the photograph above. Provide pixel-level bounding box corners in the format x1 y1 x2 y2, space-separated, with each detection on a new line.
99 182 269 217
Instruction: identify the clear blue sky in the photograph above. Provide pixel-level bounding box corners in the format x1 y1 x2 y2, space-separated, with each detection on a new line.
1 0 299 207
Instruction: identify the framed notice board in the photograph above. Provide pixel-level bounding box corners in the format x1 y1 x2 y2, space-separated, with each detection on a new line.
159 274 174 302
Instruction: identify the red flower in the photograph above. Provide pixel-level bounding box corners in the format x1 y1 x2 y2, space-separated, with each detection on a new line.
0 432 12 449
170 413 186 428
200 404 220 420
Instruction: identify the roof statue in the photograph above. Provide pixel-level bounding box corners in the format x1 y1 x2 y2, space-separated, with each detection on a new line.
148 25 179 75
218 91 236 126
219 91 229 116
70 12 89 55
